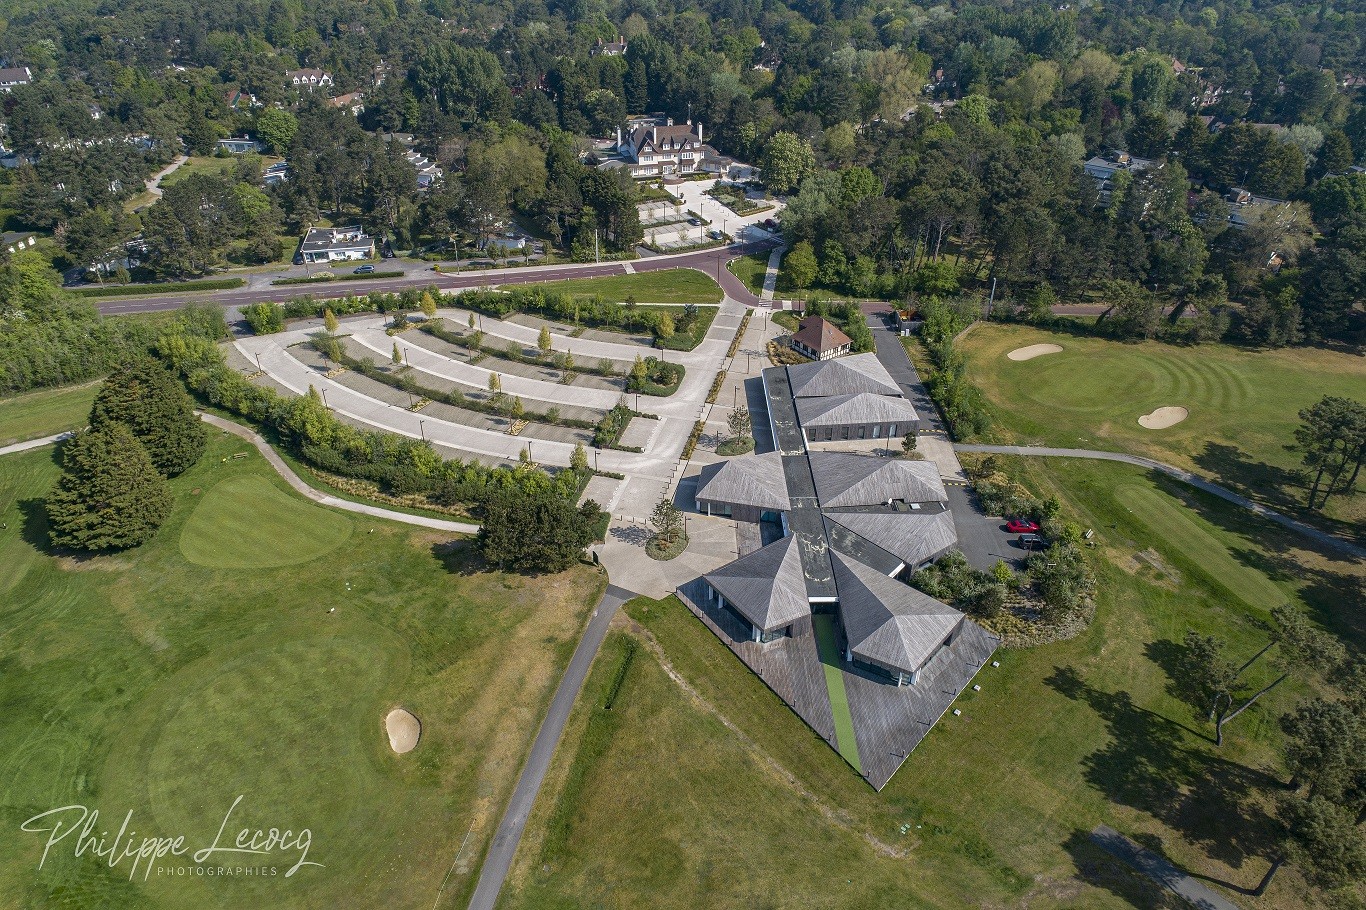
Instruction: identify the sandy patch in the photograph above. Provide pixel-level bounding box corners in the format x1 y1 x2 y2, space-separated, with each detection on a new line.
1006 343 1063 361
385 708 421 754
1138 406 1188 429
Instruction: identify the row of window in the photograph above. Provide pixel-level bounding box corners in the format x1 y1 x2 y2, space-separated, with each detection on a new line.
807 423 900 442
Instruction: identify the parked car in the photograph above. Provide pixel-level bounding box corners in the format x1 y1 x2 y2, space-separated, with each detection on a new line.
1006 518 1040 534
1018 533 1045 551
762 218 777 229
353 264 375 274
688 217 702 226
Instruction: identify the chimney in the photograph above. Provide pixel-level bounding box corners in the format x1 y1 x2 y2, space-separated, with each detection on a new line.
697 121 703 144
666 117 673 127
651 126 657 145
616 126 622 146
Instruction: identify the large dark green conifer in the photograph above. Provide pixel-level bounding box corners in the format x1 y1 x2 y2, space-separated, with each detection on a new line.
90 357 206 476
46 424 173 551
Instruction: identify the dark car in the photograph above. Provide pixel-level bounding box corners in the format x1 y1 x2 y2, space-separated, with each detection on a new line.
1006 518 1040 534
353 264 375 274
688 217 702 226
1018 533 1045 551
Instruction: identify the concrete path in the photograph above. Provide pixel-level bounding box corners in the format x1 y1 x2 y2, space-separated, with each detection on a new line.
199 413 480 533
465 583 636 910
140 154 189 204
1091 825 1244 910
0 432 72 456
760 246 784 302
954 444 1365 560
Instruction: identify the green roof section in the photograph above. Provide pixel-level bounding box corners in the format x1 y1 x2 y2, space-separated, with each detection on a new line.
813 614 861 774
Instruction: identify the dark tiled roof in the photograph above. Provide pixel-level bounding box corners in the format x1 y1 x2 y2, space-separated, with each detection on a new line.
791 316 851 354
703 536 811 631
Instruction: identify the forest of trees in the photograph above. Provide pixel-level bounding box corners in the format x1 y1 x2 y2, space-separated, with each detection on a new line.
0 0 1361 345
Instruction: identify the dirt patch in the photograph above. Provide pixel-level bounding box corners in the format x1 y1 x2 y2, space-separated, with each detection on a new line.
1006 343 1063 361
1138 406 1188 429
385 708 421 754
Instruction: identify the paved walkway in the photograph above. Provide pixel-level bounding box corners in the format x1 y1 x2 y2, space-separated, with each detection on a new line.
760 246 784 301
466 583 635 910
199 413 481 533
1091 825 1244 910
0 432 72 456
954 444 1365 560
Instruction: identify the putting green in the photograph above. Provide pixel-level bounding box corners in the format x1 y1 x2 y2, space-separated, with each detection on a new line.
179 474 352 568
812 614 861 773
1115 484 1286 612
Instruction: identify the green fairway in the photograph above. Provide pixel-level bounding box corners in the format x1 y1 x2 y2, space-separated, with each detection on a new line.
0 435 603 909
179 474 352 568
958 323 1366 535
500 458 1364 910
544 268 723 304
812 614 861 772
1114 483 1286 612
0 383 98 446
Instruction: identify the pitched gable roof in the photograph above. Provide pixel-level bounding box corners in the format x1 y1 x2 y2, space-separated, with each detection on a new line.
825 510 958 569
694 452 789 511
831 550 965 674
791 316 851 354
786 353 901 398
795 392 920 428
809 454 946 507
704 536 811 631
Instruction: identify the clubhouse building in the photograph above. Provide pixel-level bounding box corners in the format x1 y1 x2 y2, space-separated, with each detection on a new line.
680 352 997 789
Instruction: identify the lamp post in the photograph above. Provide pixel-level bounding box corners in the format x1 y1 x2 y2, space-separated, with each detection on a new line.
320 388 329 409
254 351 262 371
594 447 600 471
418 418 426 442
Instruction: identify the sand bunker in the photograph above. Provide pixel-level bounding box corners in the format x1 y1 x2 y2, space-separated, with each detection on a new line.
385 708 421 754
1138 406 1189 429
1006 343 1063 361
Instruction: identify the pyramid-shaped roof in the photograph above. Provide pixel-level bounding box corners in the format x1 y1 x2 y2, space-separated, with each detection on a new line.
830 550 964 674
786 353 901 398
694 452 789 511
826 510 958 569
791 316 852 354
704 536 811 632
809 454 947 507
795 392 920 428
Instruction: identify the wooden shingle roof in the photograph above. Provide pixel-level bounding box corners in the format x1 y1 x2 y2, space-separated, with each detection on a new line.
809 454 946 507
830 550 966 675
795 392 919 428
694 452 790 511
825 509 958 569
704 536 811 631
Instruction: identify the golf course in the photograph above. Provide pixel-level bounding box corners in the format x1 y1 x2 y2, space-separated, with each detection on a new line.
956 324 1366 535
499 458 1365 910
0 432 604 909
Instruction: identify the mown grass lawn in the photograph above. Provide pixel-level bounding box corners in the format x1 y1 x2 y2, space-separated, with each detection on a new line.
0 434 604 909
957 323 1366 538
501 458 1365 910
0 383 99 446
726 251 768 296
545 268 723 305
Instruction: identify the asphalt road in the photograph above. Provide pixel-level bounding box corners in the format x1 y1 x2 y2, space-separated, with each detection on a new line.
464 582 636 910
93 241 777 317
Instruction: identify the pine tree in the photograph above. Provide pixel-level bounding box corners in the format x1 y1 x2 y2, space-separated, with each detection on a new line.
420 292 437 318
323 308 339 333
488 372 502 393
46 425 173 551
537 325 553 358
392 343 403 365
510 396 525 420
89 358 206 476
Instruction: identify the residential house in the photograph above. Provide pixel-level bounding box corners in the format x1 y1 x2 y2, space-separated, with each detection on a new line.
287 69 333 92
2 232 37 254
591 36 628 57
1224 188 1291 230
329 91 365 115
0 66 31 91
1083 150 1161 203
217 137 264 154
789 315 851 360
614 118 707 178
224 87 258 110
403 149 442 189
263 161 290 186
298 226 374 263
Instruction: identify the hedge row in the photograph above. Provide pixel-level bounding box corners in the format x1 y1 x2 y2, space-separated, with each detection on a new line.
71 278 246 298
271 270 404 286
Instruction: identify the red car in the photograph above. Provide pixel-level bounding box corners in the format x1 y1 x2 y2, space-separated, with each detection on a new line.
1006 518 1040 534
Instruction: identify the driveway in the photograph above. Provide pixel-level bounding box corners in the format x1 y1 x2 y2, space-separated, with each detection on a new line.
947 486 1027 571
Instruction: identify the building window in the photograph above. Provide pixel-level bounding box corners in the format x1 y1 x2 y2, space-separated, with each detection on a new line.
842 427 850 440
872 425 881 439
825 427 833 441
858 426 866 439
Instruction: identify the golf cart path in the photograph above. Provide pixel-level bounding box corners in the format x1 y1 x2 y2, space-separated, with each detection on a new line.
1091 825 1245 910
465 583 636 910
954 444 1365 560
0 420 480 534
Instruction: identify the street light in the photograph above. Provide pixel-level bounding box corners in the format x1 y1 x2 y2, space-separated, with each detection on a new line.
418 418 426 442
594 448 600 471
320 388 329 408
254 351 262 371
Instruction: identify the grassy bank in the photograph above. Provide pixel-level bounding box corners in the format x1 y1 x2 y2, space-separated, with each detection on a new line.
0 382 99 446
499 457 1363 910
0 436 603 909
544 268 723 305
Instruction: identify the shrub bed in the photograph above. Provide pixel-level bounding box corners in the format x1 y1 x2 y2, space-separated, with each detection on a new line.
72 278 245 297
